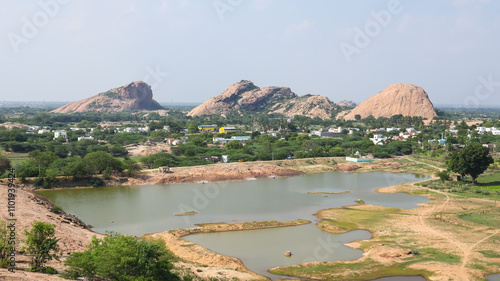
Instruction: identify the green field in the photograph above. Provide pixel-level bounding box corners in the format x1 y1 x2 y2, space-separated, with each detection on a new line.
4 152 29 166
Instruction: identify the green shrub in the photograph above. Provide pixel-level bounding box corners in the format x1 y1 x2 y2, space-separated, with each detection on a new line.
32 177 44 187
51 206 63 214
88 177 104 187
436 170 450 181
43 266 58 274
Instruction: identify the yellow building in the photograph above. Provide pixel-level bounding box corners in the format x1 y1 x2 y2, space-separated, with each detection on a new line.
219 127 236 134
198 125 216 132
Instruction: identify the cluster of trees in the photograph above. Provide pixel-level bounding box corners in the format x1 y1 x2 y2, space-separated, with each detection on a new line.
15 150 134 187
354 114 425 129
0 220 180 280
64 233 179 280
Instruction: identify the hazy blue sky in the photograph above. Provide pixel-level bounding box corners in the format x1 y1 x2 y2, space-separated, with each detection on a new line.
2 0 499 107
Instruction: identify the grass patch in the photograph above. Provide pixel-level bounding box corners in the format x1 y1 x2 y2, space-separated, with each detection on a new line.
195 222 227 227
269 259 430 280
175 211 198 216
479 250 500 258
476 172 500 186
318 218 358 233
404 248 461 265
4 152 29 166
459 212 500 228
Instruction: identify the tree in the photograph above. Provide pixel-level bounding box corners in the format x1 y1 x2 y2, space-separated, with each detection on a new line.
61 157 93 180
225 140 243 150
64 233 179 281
447 142 494 184
354 114 361 121
123 157 139 177
84 151 122 174
23 221 60 271
187 123 198 134
0 154 11 176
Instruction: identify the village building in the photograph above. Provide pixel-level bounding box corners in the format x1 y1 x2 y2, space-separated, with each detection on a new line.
219 127 237 134
198 125 217 132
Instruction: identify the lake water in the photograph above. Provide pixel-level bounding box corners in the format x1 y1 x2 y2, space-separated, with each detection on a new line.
37 172 429 279
186 225 371 279
488 274 500 281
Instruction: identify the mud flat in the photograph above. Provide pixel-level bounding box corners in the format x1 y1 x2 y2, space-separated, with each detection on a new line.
270 180 500 281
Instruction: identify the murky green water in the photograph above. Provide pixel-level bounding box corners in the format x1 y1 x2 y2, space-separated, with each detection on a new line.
37 172 428 236
37 172 429 280
488 274 500 281
185 224 371 279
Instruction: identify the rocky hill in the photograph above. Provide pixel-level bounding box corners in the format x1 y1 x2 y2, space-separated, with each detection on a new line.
343 84 437 120
337 100 357 107
51 81 163 113
187 81 338 119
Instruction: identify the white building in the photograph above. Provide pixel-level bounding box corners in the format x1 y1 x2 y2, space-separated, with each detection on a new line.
369 134 387 145
53 130 68 140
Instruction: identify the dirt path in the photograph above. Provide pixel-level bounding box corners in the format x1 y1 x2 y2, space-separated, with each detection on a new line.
406 158 499 280
416 189 470 280
404 156 446 172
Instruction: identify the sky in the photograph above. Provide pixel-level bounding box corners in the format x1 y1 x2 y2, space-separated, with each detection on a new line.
1 0 500 107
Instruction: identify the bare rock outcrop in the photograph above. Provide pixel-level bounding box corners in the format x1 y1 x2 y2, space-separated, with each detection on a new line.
344 84 437 120
338 100 357 107
188 80 338 119
270 94 337 119
51 81 162 113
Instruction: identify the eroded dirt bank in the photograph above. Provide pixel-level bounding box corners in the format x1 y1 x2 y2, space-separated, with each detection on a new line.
0 184 103 280
126 162 306 185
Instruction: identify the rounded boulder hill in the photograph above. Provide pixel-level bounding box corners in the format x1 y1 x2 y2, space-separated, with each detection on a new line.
344 84 437 120
187 80 339 119
51 81 163 113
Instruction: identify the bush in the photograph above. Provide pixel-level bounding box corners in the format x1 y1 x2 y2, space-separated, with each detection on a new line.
88 177 104 187
43 266 58 274
32 177 44 187
50 206 63 214
436 170 450 181
373 151 391 158
64 232 179 280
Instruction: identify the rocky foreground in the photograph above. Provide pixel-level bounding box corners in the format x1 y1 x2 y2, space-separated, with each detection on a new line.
0 184 102 280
